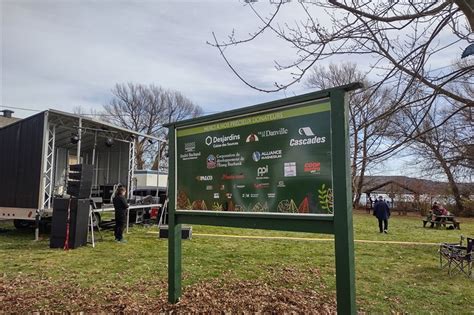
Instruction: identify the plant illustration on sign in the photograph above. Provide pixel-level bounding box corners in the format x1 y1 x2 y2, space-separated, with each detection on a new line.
298 197 310 213
177 191 192 209
234 204 247 212
212 202 223 211
318 184 334 214
192 200 207 210
277 199 298 213
251 202 268 212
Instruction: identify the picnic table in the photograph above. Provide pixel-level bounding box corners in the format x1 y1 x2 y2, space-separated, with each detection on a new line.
423 214 461 230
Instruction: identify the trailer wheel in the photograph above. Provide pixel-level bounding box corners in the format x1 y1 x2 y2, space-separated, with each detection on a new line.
13 219 33 229
91 213 101 228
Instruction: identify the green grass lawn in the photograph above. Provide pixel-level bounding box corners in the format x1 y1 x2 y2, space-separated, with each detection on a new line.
0 212 473 313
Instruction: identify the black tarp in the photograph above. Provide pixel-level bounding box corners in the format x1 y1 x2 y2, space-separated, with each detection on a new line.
0 112 45 208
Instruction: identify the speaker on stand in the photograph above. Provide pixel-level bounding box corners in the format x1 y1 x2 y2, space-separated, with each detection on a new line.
50 164 94 249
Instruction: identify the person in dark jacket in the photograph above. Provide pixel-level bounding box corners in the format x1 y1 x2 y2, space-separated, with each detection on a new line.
373 196 390 233
113 186 129 242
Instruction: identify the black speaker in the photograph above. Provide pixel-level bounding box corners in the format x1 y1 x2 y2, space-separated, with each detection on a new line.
158 225 192 240
50 198 90 249
67 164 93 198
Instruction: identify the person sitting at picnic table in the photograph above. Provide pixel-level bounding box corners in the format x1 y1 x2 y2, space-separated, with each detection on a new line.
430 202 447 227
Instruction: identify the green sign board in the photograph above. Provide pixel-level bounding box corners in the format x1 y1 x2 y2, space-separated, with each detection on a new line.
175 100 333 214
166 83 361 315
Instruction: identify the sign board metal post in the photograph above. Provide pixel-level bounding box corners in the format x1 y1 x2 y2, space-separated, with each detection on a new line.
167 83 361 314
168 126 182 303
331 89 356 314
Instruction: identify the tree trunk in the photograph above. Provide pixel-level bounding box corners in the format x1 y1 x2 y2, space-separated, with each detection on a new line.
353 127 368 207
431 145 464 214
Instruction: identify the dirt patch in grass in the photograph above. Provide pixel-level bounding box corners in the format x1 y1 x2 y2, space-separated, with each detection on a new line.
0 267 335 313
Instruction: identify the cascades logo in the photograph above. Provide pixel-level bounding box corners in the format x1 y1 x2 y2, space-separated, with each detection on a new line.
289 126 326 146
298 127 315 136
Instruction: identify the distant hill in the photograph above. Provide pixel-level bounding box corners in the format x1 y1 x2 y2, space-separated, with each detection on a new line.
359 176 473 197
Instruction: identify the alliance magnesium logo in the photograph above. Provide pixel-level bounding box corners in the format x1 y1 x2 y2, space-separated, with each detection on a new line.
252 151 262 162
252 150 282 161
289 126 326 146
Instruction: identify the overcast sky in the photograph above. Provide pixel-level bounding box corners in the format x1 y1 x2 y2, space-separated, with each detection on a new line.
1 0 319 118
0 0 464 178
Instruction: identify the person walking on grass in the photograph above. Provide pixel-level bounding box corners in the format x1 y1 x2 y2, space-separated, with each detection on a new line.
113 186 129 243
374 196 390 233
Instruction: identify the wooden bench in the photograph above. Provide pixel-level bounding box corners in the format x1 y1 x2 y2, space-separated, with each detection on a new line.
422 219 461 230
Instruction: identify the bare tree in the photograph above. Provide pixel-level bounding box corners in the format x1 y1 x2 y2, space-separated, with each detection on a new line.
103 83 202 169
306 62 392 206
390 102 472 214
210 1 473 158
72 106 101 119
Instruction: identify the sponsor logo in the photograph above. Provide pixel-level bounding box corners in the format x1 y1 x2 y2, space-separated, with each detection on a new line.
252 151 262 162
304 162 321 173
289 126 326 147
196 175 213 181
289 136 326 146
180 152 201 160
246 133 259 142
205 134 240 148
234 184 246 189
207 154 217 169
257 165 268 177
241 193 259 198
254 183 270 189
213 193 219 199
184 142 196 153
277 181 286 188
284 162 297 177
221 173 245 180
252 150 282 161
213 153 245 168
298 127 315 136
267 193 276 198
206 185 213 191
257 128 288 138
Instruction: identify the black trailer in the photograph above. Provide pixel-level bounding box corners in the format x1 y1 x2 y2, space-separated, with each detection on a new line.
0 109 162 234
